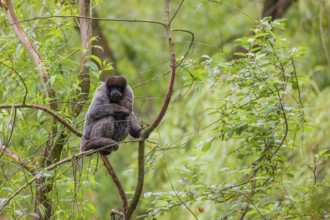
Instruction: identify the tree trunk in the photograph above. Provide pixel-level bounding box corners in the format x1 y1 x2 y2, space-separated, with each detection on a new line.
262 0 296 20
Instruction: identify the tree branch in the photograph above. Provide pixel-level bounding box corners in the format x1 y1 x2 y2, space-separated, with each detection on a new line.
0 15 165 31
127 140 145 218
1 2 61 217
0 104 82 137
72 0 91 117
100 155 128 217
0 0 57 110
0 144 117 212
127 0 177 218
0 144 36 175
141 0 176 139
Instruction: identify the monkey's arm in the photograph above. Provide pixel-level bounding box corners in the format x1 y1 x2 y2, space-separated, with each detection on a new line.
87 83 130 120
88 103 129 120
129 112 142 138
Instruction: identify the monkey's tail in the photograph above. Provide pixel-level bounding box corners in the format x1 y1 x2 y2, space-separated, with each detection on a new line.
81 138 119 155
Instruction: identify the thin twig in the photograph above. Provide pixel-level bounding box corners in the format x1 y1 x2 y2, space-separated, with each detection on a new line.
0 60 28 105
0 145 36 175
169 0 185 24
208 0 256 22
2 106 16 148
237 153 267 220
163 154 198 219
0 143 117 212
1 0 57 110
268 86 288 159
0 104 82 137
0 15 166 31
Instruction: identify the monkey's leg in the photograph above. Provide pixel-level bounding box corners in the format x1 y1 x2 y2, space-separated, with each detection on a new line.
82 137 118 155
89 116 118 155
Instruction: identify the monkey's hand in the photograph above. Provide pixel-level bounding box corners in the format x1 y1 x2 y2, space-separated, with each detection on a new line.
128 112 142 138
89 104 130 120
114 106 130 119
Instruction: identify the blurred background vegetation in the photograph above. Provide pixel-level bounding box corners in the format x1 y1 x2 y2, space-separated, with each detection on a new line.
0 0 329 219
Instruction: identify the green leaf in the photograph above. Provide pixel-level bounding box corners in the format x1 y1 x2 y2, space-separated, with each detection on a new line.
318 149 329 156
89 55 102 67
49 75 56 86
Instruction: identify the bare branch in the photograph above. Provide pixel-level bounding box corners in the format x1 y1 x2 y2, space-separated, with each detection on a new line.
141 0 176 139
127 140 145 218
127 1 177 218
0 15 166 31
100 155 128 217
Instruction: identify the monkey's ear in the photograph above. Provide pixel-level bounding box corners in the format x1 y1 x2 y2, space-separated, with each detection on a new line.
106 76 127 89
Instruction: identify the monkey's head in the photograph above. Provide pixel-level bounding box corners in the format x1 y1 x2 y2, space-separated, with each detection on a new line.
106 76 127 103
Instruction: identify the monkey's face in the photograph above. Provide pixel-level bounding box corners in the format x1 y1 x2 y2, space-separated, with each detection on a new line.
106 76 127 103
108 86 125 103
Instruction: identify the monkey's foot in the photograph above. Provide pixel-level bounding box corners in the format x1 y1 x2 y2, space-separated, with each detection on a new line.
100 144 119 155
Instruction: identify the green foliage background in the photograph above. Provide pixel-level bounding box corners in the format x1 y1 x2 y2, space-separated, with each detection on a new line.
0 0 329 219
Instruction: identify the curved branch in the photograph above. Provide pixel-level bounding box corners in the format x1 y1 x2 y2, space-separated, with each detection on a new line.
0 104 82 137
100 155 128 216
170 0 185 24
127 1 177 218
127 140 145 218
0 60 28 105
268 86 288 160
141 0 176 139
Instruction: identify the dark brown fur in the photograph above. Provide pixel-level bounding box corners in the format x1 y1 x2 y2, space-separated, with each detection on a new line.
80 76 141 155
